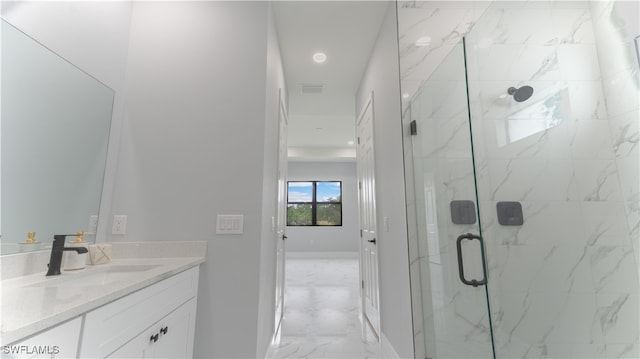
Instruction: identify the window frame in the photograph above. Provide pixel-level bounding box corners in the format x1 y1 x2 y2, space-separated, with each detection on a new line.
286 180 343 227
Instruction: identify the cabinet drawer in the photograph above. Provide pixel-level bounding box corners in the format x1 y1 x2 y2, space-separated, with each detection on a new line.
80 267 199 358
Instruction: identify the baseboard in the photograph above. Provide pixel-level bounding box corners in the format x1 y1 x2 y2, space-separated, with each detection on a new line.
285 251 359 259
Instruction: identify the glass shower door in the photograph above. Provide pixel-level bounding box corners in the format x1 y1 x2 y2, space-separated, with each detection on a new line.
462 2 640 358
408 40 495 359
403 2 639 358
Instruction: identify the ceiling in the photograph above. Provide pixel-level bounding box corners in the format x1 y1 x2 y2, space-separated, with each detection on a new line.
272 1 389 161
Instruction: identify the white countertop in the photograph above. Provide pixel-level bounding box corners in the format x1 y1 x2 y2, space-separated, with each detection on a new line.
1 244 205 345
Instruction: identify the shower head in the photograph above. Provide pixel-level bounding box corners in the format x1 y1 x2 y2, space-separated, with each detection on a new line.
507 85 534 102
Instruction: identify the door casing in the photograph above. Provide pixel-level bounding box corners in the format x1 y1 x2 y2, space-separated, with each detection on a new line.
274 89 288 335
356 92 381 339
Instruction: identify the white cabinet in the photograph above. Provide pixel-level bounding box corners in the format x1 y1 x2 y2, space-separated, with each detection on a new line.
3 266 200 359
110 298 197 358
2 317 82 359
152 297 197 358
79 266 200 358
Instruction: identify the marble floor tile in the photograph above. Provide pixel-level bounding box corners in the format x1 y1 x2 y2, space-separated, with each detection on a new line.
266 256 380 359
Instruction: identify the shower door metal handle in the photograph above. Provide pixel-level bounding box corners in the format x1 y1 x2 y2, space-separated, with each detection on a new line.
456 233 487 287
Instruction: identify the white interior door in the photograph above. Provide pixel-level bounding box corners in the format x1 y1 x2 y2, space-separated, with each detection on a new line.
356 93 380 338
274 89 288 334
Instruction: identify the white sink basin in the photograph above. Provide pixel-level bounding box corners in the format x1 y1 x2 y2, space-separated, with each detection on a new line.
29 264 162 288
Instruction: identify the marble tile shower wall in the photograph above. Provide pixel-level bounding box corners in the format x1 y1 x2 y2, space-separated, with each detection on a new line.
462 1 639 358
409 42 494 358
401 105 430 359
400 1 638 358
399 3 494 359
591 0 639 281
397 1 490 105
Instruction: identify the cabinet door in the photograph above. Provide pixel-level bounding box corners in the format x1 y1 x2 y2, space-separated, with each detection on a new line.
108 327 154 359
81 267 199 358
152 297 197 358
107 298 197 359
3 317 81 359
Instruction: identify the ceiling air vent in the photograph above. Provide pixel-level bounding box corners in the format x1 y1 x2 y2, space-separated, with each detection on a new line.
300 83 324 95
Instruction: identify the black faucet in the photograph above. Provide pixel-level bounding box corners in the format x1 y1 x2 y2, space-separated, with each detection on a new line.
46 234 89 276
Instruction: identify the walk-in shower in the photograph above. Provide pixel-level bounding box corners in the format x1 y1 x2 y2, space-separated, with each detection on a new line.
399 1 639 358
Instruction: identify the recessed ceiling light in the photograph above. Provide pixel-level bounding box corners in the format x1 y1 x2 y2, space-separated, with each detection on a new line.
347 141 355 145
402 93 410 99
415 36 431 47
313 52 327 63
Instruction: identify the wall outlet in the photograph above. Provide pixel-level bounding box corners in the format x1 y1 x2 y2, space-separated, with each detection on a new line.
112 215 127 235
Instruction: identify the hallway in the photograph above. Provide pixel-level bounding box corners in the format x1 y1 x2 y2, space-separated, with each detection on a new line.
266 256 379 359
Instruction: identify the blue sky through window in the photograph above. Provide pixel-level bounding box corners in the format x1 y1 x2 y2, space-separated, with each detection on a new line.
288 182 312 202
317 182 340 202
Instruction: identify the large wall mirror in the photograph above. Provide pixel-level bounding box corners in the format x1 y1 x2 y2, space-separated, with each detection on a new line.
1 19 114 255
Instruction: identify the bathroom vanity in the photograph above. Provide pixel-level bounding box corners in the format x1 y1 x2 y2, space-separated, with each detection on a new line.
0 242 206 358
1 17 206 359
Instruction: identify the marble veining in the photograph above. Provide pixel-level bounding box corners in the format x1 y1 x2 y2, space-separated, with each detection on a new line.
266 256 379 359
397 2 488 102
554 8 594 44
598 293 629 334
401 1 639 358
611 111 639 157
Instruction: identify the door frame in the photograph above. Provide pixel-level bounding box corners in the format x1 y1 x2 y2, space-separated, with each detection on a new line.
274 88 288 337
356 91 381 340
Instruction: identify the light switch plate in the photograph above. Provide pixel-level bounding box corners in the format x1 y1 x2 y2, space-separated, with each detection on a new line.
216 215 244 235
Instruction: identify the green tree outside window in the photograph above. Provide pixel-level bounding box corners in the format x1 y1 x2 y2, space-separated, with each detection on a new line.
287 181 342 226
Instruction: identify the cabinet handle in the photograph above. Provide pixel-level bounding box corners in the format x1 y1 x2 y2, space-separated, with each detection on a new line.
150 333 159 343
160 326 168 335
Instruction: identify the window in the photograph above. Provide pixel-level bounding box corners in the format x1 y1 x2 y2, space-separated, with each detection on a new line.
287 181 342 226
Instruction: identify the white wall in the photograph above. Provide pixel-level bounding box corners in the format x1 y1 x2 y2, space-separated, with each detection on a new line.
1 1 131 90
286 161 359 253
108 2 279 357
2 2 416 358
355 3 414 358
255 3 287 357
